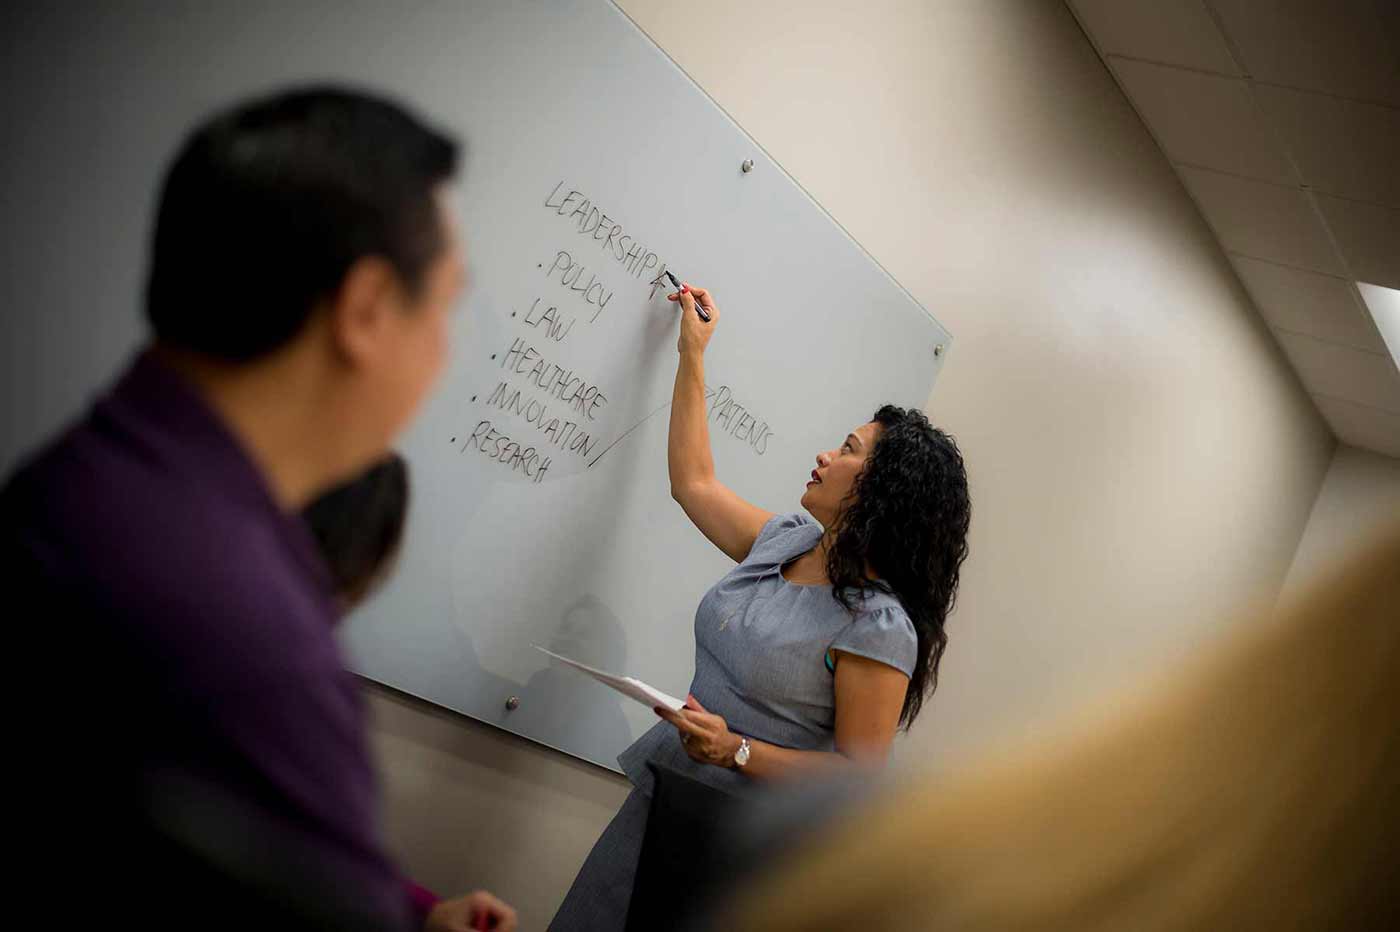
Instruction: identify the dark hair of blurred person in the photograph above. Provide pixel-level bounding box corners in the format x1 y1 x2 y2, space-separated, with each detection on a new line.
304 453 410 609
299 454 517 930
148 88 460 364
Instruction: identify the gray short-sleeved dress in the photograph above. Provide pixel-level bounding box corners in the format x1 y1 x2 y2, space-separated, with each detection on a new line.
549 512 917 930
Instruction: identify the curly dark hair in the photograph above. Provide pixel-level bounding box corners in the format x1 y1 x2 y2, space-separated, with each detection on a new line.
826 405 970 728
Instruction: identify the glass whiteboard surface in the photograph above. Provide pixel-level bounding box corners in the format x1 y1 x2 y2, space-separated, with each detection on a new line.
339 0 952 771
75 0 951 770
0 0 949 771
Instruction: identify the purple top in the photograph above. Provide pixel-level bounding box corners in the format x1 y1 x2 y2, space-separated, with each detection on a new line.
2 352 429 929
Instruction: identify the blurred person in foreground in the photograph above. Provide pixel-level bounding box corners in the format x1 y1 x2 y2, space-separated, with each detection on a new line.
716 522 1400 931
303 454 516 931
2 87 513 930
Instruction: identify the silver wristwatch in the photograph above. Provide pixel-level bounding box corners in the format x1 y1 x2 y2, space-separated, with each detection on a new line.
733 736 751 768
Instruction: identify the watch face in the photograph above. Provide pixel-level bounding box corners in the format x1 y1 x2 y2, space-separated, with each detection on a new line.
735 741 750 766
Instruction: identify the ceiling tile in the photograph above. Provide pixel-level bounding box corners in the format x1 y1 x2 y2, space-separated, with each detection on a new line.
1180 166 1342 274
1113 59 1294 183
1274 330 1400 412
1070 0 1239 74
1209 0 1400 105
1313 395 1400 458
1232 256 1385 352
1314 196 1400 290
1254 85 1400 208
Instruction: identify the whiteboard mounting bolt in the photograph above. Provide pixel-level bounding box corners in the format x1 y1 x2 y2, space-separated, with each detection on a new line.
505 696 520 711
741 159 754 174
934 344 944 357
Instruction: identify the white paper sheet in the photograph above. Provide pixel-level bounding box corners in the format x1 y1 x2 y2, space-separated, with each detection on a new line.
533 646 685 712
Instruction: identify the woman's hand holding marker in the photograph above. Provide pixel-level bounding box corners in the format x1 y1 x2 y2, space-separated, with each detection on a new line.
667 281 719 356
665 270 711 322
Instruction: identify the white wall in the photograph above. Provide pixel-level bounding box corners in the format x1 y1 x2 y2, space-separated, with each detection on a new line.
1281 445 1400 604
367 2 1335 926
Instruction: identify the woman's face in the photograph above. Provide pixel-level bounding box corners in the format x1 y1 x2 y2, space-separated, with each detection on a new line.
801 421 882 527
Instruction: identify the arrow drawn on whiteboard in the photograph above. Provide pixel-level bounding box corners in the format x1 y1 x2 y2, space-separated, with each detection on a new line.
586 397 675 469
584 268 694 468
587 384 717 470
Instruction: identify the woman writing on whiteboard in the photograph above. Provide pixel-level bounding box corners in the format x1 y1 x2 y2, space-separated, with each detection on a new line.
550 284 971 931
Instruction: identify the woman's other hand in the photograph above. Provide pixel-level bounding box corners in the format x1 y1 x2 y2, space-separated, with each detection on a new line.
656 694 743 768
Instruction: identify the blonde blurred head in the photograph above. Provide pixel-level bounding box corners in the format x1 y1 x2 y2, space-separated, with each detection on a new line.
725 523 1400 931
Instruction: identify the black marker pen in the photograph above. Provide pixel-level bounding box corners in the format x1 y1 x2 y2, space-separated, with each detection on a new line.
665 270 712 323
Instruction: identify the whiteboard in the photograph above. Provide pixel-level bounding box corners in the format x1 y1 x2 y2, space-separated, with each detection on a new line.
1 0 950 771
